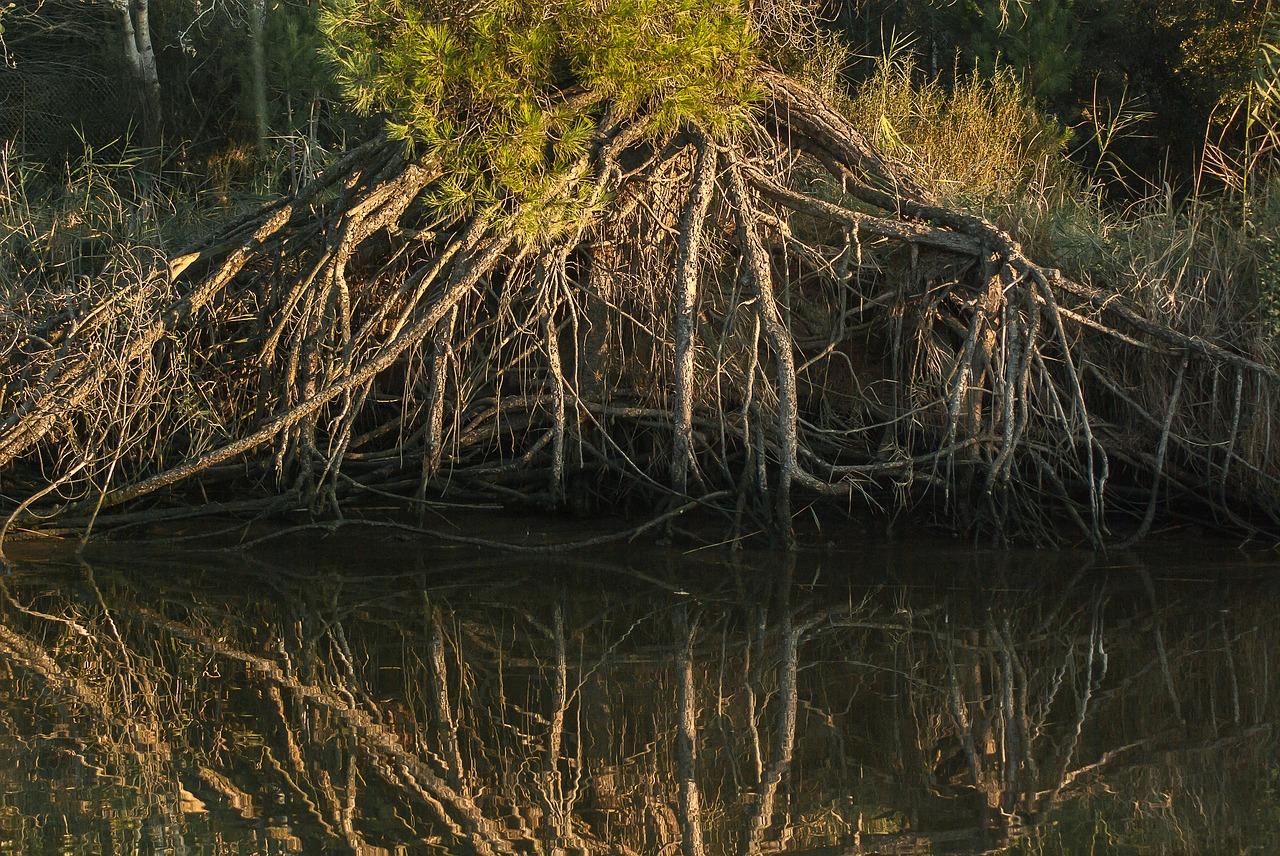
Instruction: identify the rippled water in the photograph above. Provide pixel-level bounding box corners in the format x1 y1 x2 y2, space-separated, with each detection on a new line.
0 533 1276 855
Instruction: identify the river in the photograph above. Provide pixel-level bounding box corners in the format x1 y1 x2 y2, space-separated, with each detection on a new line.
0 530 1276 854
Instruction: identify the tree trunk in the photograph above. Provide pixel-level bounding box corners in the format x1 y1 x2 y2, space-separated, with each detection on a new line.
114 0 161 137
250 0 269 160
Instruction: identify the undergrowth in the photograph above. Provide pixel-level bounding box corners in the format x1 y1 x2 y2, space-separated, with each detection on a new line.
11 43 1272 365
4 143 190 295
0 131 332 302
846 45 1072 205
844 47 1280 360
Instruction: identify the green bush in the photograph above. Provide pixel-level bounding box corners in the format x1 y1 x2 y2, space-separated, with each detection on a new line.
226 0 334 140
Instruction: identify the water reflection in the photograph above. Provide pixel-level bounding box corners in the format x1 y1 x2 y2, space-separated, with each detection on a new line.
0 544 1277 854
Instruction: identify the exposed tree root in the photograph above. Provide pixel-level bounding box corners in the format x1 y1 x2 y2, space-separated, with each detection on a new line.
3 71 1279 550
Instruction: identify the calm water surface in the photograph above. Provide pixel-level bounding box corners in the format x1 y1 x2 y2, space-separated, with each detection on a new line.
1 533 1277 855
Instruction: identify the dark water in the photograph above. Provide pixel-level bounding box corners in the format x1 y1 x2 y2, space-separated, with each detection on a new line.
1 533 1277 855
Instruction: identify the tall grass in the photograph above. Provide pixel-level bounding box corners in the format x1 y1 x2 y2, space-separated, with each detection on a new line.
1104 184 1279 350
846 43 1072 205
0 140 172 299
843 47 1280 358
0 133 310 309
0 141 258 502
841 44 1116 268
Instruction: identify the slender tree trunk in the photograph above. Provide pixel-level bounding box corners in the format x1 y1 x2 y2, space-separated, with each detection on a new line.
728 164 798 545
114 0 161 137
250 0 269 160
671 137 717 494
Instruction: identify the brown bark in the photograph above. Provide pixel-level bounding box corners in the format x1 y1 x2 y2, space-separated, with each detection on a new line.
675 606 706 856
671 137 718 494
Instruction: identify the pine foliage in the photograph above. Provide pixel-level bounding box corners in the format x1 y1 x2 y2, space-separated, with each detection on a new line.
319 0 759 241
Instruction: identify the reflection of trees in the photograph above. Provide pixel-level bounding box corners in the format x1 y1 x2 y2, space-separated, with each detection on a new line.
0 551 1277 854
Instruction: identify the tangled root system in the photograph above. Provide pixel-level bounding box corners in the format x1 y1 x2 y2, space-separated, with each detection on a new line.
4 72 1279 550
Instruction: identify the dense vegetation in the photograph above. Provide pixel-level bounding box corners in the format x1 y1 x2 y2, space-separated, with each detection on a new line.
0 0 1278 550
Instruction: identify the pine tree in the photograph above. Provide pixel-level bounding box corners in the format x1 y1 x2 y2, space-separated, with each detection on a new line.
4 0 1279 553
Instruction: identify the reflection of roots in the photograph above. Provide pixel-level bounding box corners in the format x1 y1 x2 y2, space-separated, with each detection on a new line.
137 605 532 856
4 72 1280 548
0 561 1276 854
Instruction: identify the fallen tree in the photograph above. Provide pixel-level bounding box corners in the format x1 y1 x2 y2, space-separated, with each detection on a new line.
2 0 1278 550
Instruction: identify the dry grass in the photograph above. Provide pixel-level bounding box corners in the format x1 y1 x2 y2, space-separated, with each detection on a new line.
840 47 1280 356
0 143 249 541
844 46 1071 206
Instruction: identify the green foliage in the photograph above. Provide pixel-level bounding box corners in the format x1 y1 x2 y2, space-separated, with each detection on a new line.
563 0 759 135
1253 6 1280 133
318 0 759 242
1194 3 1280 215
201 0 343 194
1160 0 1266 115
1248 3 1280 189
940 0 1083 106
228 0 333 136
